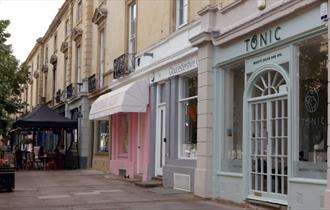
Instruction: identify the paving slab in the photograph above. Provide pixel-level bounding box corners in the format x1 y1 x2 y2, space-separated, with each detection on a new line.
0 169 250 210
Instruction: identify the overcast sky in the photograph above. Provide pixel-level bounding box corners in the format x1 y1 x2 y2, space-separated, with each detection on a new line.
0 0 64 63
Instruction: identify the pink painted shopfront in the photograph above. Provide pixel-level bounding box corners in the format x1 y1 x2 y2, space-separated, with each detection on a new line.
89 79 150 181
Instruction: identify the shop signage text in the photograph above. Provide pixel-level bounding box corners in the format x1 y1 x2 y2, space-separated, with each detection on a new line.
169 59 197 76
151 58 198 83
245 26 281 52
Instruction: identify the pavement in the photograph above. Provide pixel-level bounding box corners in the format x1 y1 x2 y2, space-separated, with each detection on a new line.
0 169 251 210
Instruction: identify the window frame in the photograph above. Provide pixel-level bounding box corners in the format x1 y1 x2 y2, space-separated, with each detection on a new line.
77 0 82 23
76 44 81 84
178 72 198 159
176 0 188 29
96 120 110 153
98 28 105 88
53 33 57 53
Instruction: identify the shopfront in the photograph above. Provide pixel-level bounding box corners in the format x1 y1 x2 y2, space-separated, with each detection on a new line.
89 79 150 181
149 55 198 192
212 3 327 209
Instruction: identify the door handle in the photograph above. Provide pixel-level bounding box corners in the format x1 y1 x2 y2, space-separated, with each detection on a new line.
163 138 166 143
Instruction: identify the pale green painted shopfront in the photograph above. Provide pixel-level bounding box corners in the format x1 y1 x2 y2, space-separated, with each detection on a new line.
211 3 327 210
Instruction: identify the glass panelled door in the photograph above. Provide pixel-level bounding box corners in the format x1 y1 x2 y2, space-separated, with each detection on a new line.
248 69 288 202
155 105 166 175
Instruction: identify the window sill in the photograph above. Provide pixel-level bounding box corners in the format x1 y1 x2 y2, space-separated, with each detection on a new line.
178 157 197 160
217 171 243 178
289 177 326 185
176 22 188 31
94 152 109 156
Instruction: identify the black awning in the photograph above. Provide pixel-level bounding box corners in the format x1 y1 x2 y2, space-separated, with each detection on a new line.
13 104 77 130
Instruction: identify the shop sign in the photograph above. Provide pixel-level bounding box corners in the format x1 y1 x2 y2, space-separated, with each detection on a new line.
244 26 281 52
245 47 290 73
151 58 198 83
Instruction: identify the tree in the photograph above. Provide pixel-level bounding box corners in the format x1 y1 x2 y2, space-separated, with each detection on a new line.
0 20 29 135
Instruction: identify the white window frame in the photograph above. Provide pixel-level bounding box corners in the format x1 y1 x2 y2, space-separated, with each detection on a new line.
98 29 105 88
128 2 136 71
176 0 188 29
178 73 198 159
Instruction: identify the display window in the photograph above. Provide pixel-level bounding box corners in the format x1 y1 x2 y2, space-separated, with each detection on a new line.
293 34 328 179
179 73 197 159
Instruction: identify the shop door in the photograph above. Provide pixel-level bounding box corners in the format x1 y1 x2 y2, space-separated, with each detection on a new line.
247 69 288 203
155 105 166 176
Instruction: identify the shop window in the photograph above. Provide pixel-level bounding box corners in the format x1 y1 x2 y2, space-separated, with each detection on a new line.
120 113 129 154
97 120 109 153
293 35 328 179
222 67 244 173
176 0 188 29
179 74 197 159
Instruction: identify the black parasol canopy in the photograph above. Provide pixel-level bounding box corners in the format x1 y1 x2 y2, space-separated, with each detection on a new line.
13 104 77 130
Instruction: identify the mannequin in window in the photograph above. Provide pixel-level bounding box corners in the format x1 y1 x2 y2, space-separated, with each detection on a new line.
299 151 308 161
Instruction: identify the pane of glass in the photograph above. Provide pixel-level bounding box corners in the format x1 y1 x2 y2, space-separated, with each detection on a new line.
182 75 197 98
294 34 327 179
98 120 109 152
222 67 244 172
181 98 197 158
159 83 166 103
251 173 256 190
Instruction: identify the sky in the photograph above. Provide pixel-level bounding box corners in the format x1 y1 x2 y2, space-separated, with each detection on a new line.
0 0 65 63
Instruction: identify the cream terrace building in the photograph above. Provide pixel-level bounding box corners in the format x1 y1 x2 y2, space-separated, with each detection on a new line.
21 0 330 209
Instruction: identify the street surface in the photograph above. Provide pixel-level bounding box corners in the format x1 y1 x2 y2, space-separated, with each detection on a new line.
0 170 248 210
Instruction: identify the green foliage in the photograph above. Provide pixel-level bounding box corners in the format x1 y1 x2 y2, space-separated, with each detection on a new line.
0 20 29 135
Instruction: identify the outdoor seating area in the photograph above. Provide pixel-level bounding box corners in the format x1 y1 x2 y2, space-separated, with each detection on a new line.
13 148 65 171
8 104 79 171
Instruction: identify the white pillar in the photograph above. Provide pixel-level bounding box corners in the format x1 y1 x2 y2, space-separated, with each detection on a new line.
194 42 214 198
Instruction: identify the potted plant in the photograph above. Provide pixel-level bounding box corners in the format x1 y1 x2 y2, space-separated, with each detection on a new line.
0 159 15 192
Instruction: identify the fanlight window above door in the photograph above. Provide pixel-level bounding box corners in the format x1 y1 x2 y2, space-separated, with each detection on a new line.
251 70 287 98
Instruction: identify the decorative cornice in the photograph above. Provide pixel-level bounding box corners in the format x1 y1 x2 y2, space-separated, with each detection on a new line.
72 27 83 42
42 64 48 73
198 4 218 16
92 7 107 25
189 31 214 47
50 54 58 65
60 41 69 53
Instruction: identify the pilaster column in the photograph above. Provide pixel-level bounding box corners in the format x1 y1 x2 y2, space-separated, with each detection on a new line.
194 42 214 198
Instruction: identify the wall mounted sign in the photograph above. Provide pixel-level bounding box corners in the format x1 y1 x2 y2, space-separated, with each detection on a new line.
244 26 281 52
245 47 290 74
151 58 198 83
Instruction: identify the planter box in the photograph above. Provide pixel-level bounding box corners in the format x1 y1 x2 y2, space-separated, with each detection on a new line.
0 167 15 192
